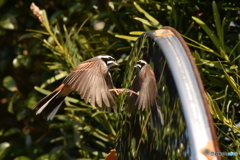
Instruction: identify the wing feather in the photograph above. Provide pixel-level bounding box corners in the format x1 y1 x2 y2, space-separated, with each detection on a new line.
126 64 157 112
136 65 157 110
62 58 115 109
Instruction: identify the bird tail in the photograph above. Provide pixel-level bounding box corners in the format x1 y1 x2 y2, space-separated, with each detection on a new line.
150 102 164 128
34 90 65 120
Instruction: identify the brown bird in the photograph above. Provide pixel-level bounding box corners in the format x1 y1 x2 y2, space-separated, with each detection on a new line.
34 55 119 120
126 60 164 126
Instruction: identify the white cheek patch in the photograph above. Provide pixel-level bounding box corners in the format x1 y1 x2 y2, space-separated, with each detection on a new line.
107 61 113 65
97 55 110 59
138 60 147 65
134 64 141 68
107 61 115 69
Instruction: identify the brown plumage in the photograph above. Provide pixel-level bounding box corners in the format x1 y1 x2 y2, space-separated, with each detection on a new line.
34 55 118 120
126 60 164 126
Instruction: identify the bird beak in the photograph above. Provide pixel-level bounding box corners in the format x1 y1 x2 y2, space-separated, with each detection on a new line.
113 61 119 66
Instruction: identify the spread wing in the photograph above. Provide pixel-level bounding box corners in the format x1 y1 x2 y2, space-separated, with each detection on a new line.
136 65 157 110
126 64 163 126
62 58 115 109
126 64 157 112
125 74 140 113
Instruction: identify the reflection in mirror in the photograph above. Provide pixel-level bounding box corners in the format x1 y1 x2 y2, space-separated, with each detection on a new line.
117 36 190 160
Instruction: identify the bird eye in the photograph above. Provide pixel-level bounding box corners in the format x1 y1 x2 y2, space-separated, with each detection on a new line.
109 57 115 61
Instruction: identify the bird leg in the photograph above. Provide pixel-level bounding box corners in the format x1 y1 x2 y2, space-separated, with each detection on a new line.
109 88 139 96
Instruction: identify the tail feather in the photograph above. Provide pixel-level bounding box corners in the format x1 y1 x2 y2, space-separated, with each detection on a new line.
150 102 164 128
44 96 65 120
34 90 65 120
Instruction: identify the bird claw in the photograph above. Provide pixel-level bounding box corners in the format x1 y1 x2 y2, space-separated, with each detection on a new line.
109 89 139 96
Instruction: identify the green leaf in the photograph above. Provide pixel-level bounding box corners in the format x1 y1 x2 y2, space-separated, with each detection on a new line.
36 154 49 160
192 17 220 47
206 92 224 121
92 131 109 142
92 111 108 117
34 86 51 95
3 128 21 137
232 54 240 63
219 62 240 97
192 16 229 61
182 34 221 58
0 142 10 159
12 55 25 68
49 146 64 160
27 92 39 109
115 35 138 41
230 65 238 70
134 17 154 27
40 72 67 88
8 92 18 114
0 0 7 8
129 31 144 35
3 76 17 92
0 15 18 30
212 1 224 50
25 29 49 35
224 73 240 97
133 2 161 28
14 156 31 160
18 33 42 41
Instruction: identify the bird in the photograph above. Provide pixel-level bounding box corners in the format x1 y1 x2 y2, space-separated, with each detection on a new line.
33 55 119 120
126 60 164 126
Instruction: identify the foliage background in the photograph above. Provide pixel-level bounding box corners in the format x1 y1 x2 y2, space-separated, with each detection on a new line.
0 0 239 159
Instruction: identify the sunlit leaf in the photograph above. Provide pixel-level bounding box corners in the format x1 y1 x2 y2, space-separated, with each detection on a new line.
230 65 238 70
192 16 229 61
129 31 144 35
219 62 240 97
0 142 10 159
14 156 31 160
34 86 51 95
3 76 17 92
206 93 224 121
36 154 49 160
12 55 25 68
133 17 153 27
8 93 18 114
115 35 138 41
40 72 67 88
133 2 161 28
0 15 18 30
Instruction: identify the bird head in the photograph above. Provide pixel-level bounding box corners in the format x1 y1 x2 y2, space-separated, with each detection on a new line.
97 55 119 69
134 60 147 72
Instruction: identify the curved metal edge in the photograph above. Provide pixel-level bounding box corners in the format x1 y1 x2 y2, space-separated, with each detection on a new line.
139 27 221 160
160 26 221 158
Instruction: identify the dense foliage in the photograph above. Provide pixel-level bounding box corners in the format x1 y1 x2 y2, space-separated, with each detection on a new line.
0 0 239 159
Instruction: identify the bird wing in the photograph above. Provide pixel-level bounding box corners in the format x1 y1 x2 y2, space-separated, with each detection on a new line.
62 58 115 109
125 74 140 113
136 65 157 111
